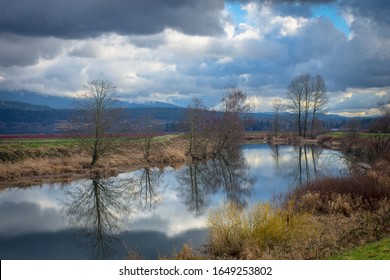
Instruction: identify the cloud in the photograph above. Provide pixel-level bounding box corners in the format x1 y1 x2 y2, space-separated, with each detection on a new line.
327 87 390 116
0 0 389 115
0 201 64 236
341 0 390 25
0 0 225 38
0 35 63 67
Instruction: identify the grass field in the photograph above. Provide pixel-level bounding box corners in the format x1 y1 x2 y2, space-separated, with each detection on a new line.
329 238 390 260
0 138 79 148
0 133 177 148
324 132 390 138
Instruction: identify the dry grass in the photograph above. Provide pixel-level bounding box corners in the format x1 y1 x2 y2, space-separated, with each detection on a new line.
288 170 390 215
0 135 190 188
169 244 205 260
206 202 321 259
203 164 390 260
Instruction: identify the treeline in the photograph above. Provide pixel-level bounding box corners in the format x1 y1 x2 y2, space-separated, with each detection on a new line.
0 102 371 135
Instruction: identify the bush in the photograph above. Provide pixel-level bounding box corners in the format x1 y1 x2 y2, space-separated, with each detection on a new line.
207 202 319 259
287 173 390 215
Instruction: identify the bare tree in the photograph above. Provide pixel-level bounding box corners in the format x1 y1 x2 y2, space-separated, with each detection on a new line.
187 97 209 160
211 87 251 154
286 74 328 138
72 79 119 166
272 97 284 137
374 100 390 133
301 74 312 138
137 115 157 162
348 117 360 139
286 75 306 137
369 100 390 160
310 75 328 137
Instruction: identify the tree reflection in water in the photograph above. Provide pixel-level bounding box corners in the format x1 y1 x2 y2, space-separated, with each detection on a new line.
62 175 133 259
177 149 255 216
133 167 165 211
273 145 323 188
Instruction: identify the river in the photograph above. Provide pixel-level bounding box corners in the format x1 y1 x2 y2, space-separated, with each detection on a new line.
0 144 347 259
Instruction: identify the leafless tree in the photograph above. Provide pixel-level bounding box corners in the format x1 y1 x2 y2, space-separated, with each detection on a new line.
310 75 328 137
137 115 157 162
211 87 251 154
72 79 120 166
348 117 360 138
187 97 209 160
374 100 390 133
272 97 284 137
302 74 312 138
286 75 306 137
286 74 328 138
369 100 390 160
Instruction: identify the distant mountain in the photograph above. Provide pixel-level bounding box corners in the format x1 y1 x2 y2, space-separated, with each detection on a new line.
0 90 180 109
115 100 180 109
250 112 349 122
0 100 53 111
0 91 73 109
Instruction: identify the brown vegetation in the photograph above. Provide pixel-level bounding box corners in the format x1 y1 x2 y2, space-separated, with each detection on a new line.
0 135 188 189
172 138 390 260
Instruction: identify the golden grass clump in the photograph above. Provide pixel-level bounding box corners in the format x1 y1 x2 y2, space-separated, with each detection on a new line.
207 202 320 259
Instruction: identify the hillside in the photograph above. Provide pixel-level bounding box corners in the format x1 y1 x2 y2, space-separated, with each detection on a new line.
0 90 179 109
0 95 372 135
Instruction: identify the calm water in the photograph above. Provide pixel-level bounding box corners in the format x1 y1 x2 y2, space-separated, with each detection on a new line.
0 144 347 259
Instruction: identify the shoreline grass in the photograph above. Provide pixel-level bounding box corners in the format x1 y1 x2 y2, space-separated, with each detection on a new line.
0 134 188 188
328 237 390 260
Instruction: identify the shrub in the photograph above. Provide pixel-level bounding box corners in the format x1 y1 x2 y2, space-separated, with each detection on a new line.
207 202 319 259
287 173 390 215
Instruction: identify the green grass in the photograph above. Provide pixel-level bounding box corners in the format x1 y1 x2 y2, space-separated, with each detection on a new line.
0 134 179 151
324 132 390 138
0 138 79 148
328 238 390 260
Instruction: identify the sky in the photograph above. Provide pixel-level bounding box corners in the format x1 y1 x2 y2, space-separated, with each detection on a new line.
0 0 389 116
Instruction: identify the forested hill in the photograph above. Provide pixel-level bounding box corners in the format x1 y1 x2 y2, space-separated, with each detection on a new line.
0 100 188 134
0 99 363 135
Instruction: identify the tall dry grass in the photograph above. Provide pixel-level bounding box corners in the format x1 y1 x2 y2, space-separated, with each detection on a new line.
288 173 390 215
204 165 390 260
207 202 321 259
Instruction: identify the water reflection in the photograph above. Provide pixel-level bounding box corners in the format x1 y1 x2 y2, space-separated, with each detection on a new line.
0 144 347 259
272 145 337 188
133 167 165 211
177 149 255 216
62 175 132 259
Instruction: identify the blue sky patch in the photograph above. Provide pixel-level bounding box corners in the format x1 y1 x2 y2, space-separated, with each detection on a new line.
311 4 350 37
226 2 247 25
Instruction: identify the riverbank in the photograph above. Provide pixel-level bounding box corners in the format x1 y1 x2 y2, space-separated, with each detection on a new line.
172 170 390 260
1 131 386 189
0 132 313 189
0 135 189 189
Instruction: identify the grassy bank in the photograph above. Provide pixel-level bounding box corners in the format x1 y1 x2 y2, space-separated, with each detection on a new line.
0 134 188 188
328 237 390 260
172 167 390 260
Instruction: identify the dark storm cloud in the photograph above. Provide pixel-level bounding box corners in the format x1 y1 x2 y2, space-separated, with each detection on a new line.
342 0 390 24
0 35 63 67
0 0 224 38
